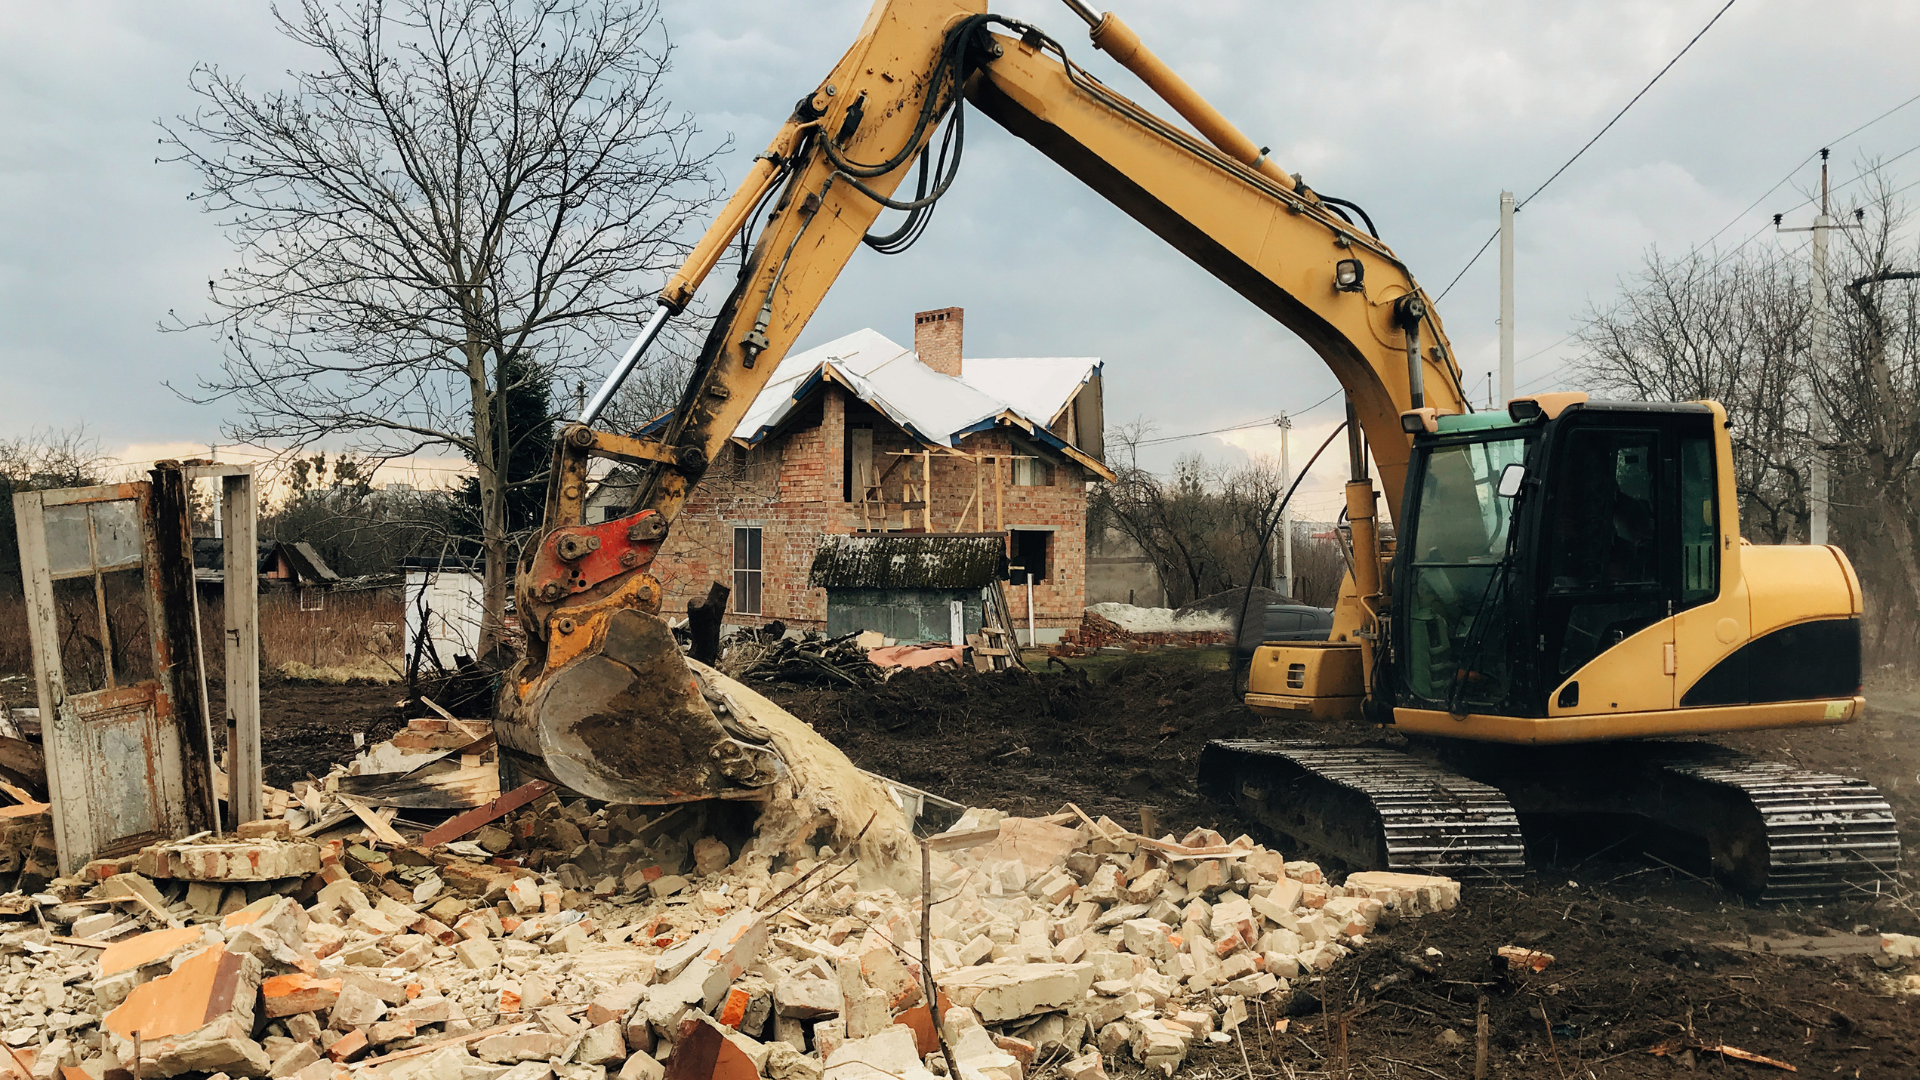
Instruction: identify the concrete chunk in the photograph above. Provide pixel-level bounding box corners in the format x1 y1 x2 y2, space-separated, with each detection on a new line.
773 977 840 1020
937 962 1094 1023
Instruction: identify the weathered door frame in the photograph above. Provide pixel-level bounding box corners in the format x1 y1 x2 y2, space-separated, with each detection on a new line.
184 464 262 826
14 469 218 873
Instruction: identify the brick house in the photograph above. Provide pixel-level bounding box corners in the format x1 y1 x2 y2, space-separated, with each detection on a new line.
593 308 1113 642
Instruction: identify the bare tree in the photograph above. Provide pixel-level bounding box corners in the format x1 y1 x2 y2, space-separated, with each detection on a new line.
1094 424 1341 608
1578 247 1811 541
1826 168 1920 658
162 0 721 647
0 427 114 591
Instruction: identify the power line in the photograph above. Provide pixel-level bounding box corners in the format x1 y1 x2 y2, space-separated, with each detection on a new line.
1436 0 1742 300
1134 386 1347 447
1479 96 1920 399
1694 88 1920 252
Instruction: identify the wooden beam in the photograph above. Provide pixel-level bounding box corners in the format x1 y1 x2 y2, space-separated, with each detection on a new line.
335 793 408 846
221 470 261 829
418 780 556 848
149 466 219 839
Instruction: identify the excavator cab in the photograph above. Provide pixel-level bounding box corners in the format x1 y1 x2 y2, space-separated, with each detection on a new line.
1391 397 1732 720
1249 392 1863 741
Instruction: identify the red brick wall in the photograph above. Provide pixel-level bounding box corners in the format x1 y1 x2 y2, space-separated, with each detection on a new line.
649 385 1093 632
913 308 963 377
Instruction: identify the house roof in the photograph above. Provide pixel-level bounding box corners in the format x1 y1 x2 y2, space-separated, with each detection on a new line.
281 541 340 584
961 357 1100 430
732 328 1113 480
808 533 1009 590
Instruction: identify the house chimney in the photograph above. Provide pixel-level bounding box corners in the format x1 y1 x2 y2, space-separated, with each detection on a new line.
914 307 963 377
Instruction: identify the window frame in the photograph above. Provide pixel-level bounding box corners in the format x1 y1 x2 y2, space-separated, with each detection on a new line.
732 526 763 615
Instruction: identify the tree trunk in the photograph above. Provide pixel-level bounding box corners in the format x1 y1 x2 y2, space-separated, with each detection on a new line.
468 335 508 652
687 582 730 665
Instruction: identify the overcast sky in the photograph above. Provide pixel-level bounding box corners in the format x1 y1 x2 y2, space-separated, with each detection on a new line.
3 0 1917 518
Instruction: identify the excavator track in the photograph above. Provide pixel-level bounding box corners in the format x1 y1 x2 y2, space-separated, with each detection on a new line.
1198 740 1526 877
1200 738 1900 900
1648 751 1900 902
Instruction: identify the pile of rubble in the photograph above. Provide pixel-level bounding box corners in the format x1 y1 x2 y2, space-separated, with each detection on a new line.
0 784 1458 1080
1051 613 1230 658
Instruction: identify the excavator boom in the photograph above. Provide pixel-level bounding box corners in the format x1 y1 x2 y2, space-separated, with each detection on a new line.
500 0 1459 803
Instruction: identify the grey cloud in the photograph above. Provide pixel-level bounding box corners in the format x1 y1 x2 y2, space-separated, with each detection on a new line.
4 0 1917 479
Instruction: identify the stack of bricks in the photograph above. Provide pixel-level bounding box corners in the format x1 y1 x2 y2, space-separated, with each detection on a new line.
1053 612 1232 657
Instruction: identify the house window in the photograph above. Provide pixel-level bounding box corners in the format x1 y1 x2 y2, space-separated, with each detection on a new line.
845 423 873 502
733 527 763 615
1012 454 1052 487
1009 529 1049 584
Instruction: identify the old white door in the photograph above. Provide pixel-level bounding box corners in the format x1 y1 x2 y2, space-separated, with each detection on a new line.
14 483 191 872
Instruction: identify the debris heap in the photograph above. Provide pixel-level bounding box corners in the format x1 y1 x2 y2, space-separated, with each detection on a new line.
0 790 1457 1080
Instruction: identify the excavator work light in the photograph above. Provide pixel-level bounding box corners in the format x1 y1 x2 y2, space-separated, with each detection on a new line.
1507 398 1545 423
1333 258 1364 291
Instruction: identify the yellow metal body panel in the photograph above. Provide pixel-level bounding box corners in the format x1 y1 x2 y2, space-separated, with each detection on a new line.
1395 697 1862 745
1538 404 1861 726
1245 692 1363 721
1246 642 1364 721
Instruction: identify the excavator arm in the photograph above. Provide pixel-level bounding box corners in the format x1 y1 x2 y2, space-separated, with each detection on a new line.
502 0 1466 802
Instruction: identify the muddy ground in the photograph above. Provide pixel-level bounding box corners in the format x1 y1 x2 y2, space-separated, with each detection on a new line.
766 650 1920 1079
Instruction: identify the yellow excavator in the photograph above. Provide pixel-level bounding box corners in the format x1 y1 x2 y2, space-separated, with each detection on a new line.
496 0 1897 899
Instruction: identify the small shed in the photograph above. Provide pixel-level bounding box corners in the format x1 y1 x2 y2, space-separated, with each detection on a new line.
808 533 1008 643
401 556 486 671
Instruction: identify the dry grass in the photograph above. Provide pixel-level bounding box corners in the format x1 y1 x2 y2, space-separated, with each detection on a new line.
254 590 404 682
0 586 404 684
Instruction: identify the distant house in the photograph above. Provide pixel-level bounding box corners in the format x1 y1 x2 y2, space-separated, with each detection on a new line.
592 307 1114 642
191 539 341 598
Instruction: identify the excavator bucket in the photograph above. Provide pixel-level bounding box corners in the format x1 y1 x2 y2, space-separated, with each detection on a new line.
499 607 790 804
496 499 834 813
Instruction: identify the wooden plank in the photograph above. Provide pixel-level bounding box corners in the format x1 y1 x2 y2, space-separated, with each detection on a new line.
334 793 408 846
1062 802 1116 839
994 454 1003 531
336 765 501 809
924 825 1001 852
50 936 109 950
418 780 555 848
419 696 459 723
12 490 82 874
294 810 355 838
0 775 40 806
1132 836 1236 858
222 471 262 828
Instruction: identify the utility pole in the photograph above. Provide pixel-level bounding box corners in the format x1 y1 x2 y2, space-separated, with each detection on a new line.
1776 150 1859 545
1274 414 1293 597
1499 191 1515 404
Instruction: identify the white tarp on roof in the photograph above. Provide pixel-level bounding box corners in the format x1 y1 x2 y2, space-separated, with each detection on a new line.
732 328 1099 450
961 357 1099 428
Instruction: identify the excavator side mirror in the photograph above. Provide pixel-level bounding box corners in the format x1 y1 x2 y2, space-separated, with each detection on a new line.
1496 463 1526 498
